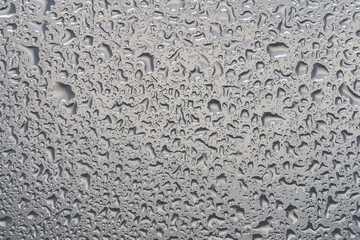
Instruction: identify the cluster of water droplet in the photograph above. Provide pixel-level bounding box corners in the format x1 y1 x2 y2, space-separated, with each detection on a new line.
1 0 360 239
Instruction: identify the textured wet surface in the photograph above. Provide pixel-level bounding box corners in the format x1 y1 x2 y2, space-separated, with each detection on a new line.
1 0 360 239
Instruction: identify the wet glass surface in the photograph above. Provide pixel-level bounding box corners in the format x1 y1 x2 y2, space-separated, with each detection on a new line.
1 0 360 239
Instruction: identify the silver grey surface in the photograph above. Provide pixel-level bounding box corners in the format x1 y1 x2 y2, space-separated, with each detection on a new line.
1 0 360 239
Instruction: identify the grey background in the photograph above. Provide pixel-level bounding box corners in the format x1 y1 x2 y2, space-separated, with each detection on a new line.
1 0 360 239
